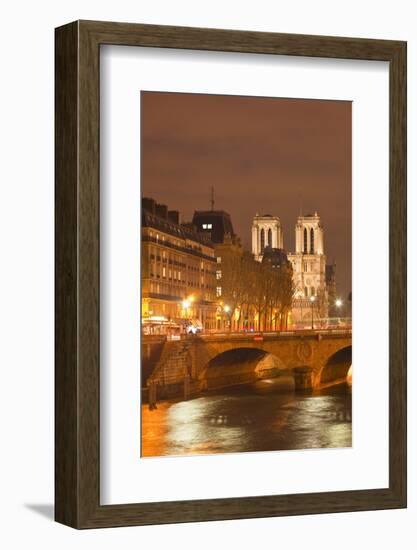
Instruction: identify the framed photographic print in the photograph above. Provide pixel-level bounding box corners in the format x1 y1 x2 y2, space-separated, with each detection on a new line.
55 20 406 528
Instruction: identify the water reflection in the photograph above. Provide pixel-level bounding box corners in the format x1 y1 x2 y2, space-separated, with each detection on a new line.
141 379 352 457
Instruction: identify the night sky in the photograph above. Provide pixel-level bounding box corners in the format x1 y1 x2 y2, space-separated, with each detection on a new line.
141 92 352 300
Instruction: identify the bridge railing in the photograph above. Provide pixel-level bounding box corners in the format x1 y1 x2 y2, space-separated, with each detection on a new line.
141 327 352 344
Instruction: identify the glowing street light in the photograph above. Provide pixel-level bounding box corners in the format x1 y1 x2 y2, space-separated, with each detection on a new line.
223 304 232 331
182 299 190 310
334 298 343 326
310 295 316 330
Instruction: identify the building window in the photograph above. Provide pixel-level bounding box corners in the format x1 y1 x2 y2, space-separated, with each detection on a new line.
162 267 166 278
304 262 307 272
202 224 207 229
303 228 308 254
311 287 315 296
216 270 222 280
216 287 222 297
268 228 272 247
310 228 314 254
217 257 221 264
304 286 308 297
178 271 181 281
260 228 265 253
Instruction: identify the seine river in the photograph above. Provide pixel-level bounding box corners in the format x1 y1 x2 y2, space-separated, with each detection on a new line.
141 379 352 457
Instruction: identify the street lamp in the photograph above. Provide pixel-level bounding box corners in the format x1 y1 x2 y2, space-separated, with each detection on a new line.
223 304 231 331
182 296 193 321
335 298 343 325
297 290 304 329
310 295 316 330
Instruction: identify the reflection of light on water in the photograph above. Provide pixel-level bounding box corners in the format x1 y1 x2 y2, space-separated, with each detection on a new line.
166 399 245 455
142 383 352 457
347 365 353 385
324 424 352 448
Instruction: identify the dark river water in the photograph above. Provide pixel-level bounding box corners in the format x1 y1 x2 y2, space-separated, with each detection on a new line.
141 379 352 457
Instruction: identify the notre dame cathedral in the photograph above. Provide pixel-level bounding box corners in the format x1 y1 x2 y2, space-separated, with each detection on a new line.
252 211 333 325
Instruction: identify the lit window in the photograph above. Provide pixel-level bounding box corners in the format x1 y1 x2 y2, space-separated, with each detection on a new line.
207 223 212 229
162 267 166 277
216 270 222 280
217 257 221 264
202 224 207 229
178 271 181 280
216 287 222 297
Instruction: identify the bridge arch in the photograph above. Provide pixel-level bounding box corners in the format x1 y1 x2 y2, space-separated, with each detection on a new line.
199 347 293 391
320 345 352 386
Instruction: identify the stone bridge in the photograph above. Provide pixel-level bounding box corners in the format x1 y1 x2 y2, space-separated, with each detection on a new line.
143 330 352 398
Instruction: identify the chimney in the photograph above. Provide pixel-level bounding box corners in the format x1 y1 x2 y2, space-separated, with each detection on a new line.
168 210 179 225
142 197 156 214
155 203 168 219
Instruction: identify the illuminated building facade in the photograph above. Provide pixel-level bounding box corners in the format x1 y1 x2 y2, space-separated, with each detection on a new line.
192 209 243 330
141 198 217 333
287 213 328 324
252 211 331 326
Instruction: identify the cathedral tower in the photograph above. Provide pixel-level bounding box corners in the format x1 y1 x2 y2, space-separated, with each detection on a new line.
288 212 328 324
252 214 284 262
294 211 324 255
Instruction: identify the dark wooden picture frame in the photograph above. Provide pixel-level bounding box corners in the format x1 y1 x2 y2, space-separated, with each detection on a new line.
55 20 407 529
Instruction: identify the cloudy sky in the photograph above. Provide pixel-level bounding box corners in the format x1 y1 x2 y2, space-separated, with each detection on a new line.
141 91 351 300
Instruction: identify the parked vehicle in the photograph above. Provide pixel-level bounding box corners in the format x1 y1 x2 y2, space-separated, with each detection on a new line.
185 319 203 335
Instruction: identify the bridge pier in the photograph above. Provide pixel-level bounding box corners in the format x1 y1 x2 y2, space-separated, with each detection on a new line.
293 366 313 391
148 380 158 410
183 374 190 400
